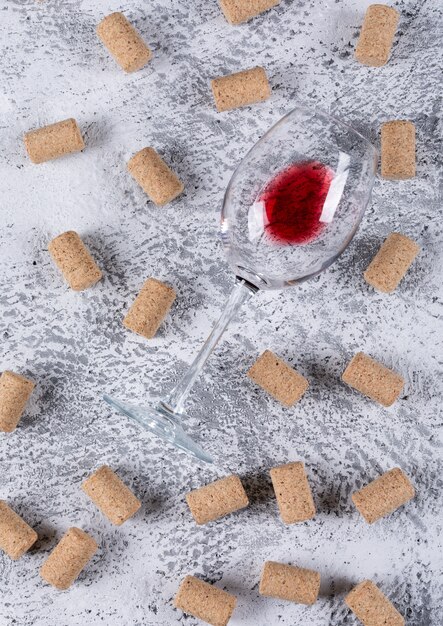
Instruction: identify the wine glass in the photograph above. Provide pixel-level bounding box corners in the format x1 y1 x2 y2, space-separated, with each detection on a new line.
104 105 378 465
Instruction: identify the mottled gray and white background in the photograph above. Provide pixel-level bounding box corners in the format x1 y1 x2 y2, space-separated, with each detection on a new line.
0 0 442 624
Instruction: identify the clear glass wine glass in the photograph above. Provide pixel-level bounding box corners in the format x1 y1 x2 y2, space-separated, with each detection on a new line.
104 105 378 465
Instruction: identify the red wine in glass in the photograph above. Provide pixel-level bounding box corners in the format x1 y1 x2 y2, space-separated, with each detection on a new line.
259 160 334 245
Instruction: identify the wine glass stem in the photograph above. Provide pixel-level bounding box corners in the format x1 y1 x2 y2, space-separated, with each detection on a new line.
162 279 256 415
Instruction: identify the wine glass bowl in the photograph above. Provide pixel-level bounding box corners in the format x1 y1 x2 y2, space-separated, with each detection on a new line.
104 105 378 464
221 106 378 289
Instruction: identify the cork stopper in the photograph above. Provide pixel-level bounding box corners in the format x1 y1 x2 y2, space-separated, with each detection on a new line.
364 233 420 293
247 350 309 407
259 561 320 605
128 147 184 206
123 277 176 339
345 580 405 626
342 352 404 407
186 475 249 525
352 467 415 524
48 231 102 291
97 12 152 73
82 465 141 526
24 118 85 164
211 67 271 112
219 0 280 25
381 120 416 179
270 462 316 524
0 371 35 433
175 575 237 626
355 4 399 67
40 527 98 590
0 501 38 560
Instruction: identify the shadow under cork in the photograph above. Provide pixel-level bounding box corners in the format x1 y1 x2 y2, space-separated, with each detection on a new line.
319 575 356 599
241 470 275 512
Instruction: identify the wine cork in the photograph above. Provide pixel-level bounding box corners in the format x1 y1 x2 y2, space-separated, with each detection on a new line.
0 371 35 433
345 580 405 626
123 277 176 339
0 501 38 560
24 118 84 164
211 67 271 112
128 147 184 206
259 561 320 605
352 468 415 524
364 233 420 293
48 231 102 291
355 4 399 67
342 352 404 407
97 12 152 73
381 120 416 179
270 462 316 524
40 527 98 590
175 575 237 626
247 350 308 407
82 465 141 526
219 0 280 24
186 475 249 525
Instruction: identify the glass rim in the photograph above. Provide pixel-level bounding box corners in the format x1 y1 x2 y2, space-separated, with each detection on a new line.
222 102 378 218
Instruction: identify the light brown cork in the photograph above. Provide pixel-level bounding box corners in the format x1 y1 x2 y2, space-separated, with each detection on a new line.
82 465 141 526
355 4 399 67
345 580 405 626
364 233 420 293
128 147 184 206
219 0 280 24
259 561 320 605
123 277 176 339
48 231 102 291
0 371 35 433
211 67 271 112
0 501 38 560
24 118 84 164
352 468 415 524
247 350 308 407
97 12 152 73
186 475 249 525
40 527 98 590
342 352 404 407
175 575 237 626
270 462 316 524
381 120 416 179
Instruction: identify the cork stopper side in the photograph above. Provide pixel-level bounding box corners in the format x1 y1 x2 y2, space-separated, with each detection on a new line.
259 561 321 605
381 120 416 179
128 147 184 206
24 118 85 164
352 467 415 524
48 231 102 291
0 370 35 433
82 465 141 525
0 501 38 560
345 580 405 626
211 66 271 112
40 527 98 590
342 352 404 407
219 0 280 25
355 4 400 67
247 350 309 407
270 462 316 524
174 575 237 626
123 277 176 339
97 12 152 73
364 232 420 293
186 475 249 525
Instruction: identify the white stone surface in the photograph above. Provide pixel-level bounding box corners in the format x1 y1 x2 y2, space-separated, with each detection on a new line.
0 0 442 624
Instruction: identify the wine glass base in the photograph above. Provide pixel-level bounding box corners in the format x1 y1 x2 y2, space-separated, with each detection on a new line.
103 394 214 465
